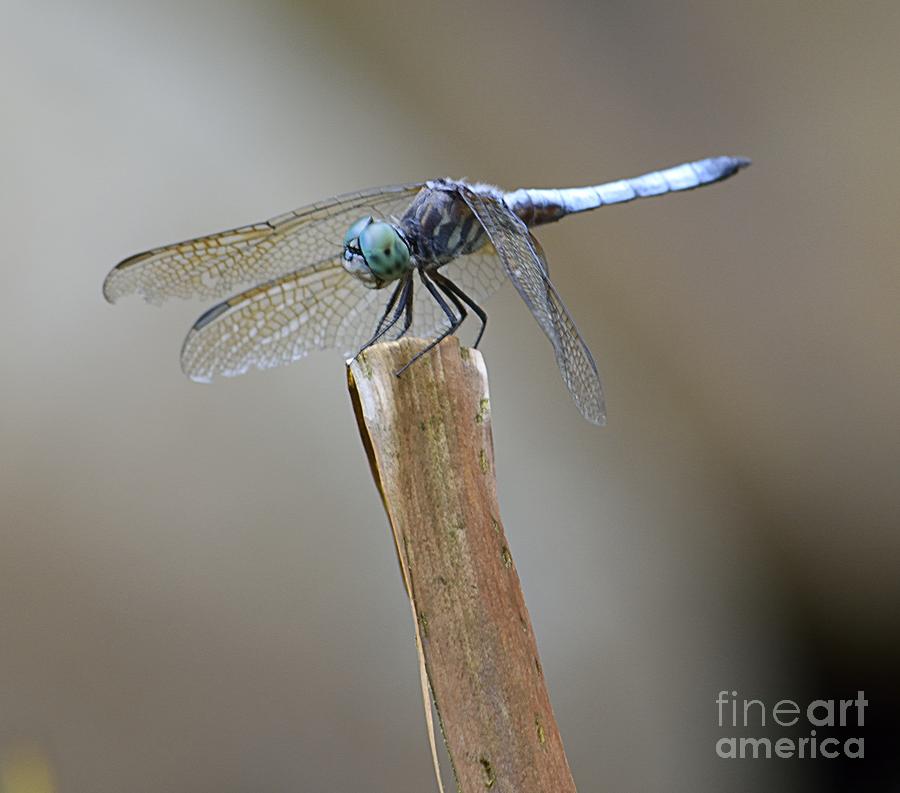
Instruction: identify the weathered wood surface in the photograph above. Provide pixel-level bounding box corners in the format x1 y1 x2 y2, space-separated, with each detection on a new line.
348 337 577 793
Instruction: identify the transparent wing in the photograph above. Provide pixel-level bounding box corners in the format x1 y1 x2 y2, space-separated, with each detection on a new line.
405 244 508 344
103 183 424 304
458 185 606 425
180 256 390 382
180 244 510 383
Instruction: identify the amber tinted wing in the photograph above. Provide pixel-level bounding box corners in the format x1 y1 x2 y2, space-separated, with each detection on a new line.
180 241 512 383
458 185 606 425
103 183 423 304
180 244 511 382
178 256 397 382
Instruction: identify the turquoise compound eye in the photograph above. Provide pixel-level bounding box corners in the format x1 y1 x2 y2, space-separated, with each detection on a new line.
359 221 410 279
344 216 373 246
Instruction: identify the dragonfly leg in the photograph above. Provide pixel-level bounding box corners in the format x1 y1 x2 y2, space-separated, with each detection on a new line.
431 270 488 348
433 274 468 330
380 275 415 343
398 271 415 337
372 276 405 335
395 269 462 376
354 274 413 358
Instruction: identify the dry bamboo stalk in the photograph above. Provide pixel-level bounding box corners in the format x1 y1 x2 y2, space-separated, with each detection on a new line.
347 337 577 793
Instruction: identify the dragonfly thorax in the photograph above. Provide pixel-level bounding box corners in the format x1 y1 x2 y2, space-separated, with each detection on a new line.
342 216 412 289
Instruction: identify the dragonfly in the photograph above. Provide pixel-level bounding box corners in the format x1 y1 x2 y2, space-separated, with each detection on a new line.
104 155 749 425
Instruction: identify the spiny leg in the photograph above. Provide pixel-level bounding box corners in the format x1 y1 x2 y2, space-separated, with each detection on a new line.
371 276 405 336
355 274 413 358
431 270 488 348
433 274 468 330
372 275 413 346
398 270 415 338
395 268 462 376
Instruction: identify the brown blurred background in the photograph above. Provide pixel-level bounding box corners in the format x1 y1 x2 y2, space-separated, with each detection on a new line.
1 1 898 791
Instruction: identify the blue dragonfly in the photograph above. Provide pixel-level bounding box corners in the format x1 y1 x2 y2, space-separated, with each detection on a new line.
104 155 749 424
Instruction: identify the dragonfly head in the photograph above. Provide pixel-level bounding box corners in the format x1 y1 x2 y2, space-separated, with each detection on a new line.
342 216 410 288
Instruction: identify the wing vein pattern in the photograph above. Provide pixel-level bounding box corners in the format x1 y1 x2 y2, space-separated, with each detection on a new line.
458 184 606 425
178 244 509 382
104 184 423 304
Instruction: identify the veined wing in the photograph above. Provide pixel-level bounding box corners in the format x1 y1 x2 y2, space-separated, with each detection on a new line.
180 256 387 382
181 243 511 384
103 183 423 304
458 185 606 425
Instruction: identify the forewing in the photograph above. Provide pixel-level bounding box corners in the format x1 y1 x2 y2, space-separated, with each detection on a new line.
458 185 606 425
104 183 424 304
180 256 390 382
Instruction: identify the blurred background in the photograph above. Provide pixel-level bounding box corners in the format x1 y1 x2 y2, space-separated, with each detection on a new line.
1 1 898 790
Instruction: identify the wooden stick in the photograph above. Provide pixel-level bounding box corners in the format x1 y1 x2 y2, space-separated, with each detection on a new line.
348 337 577 793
